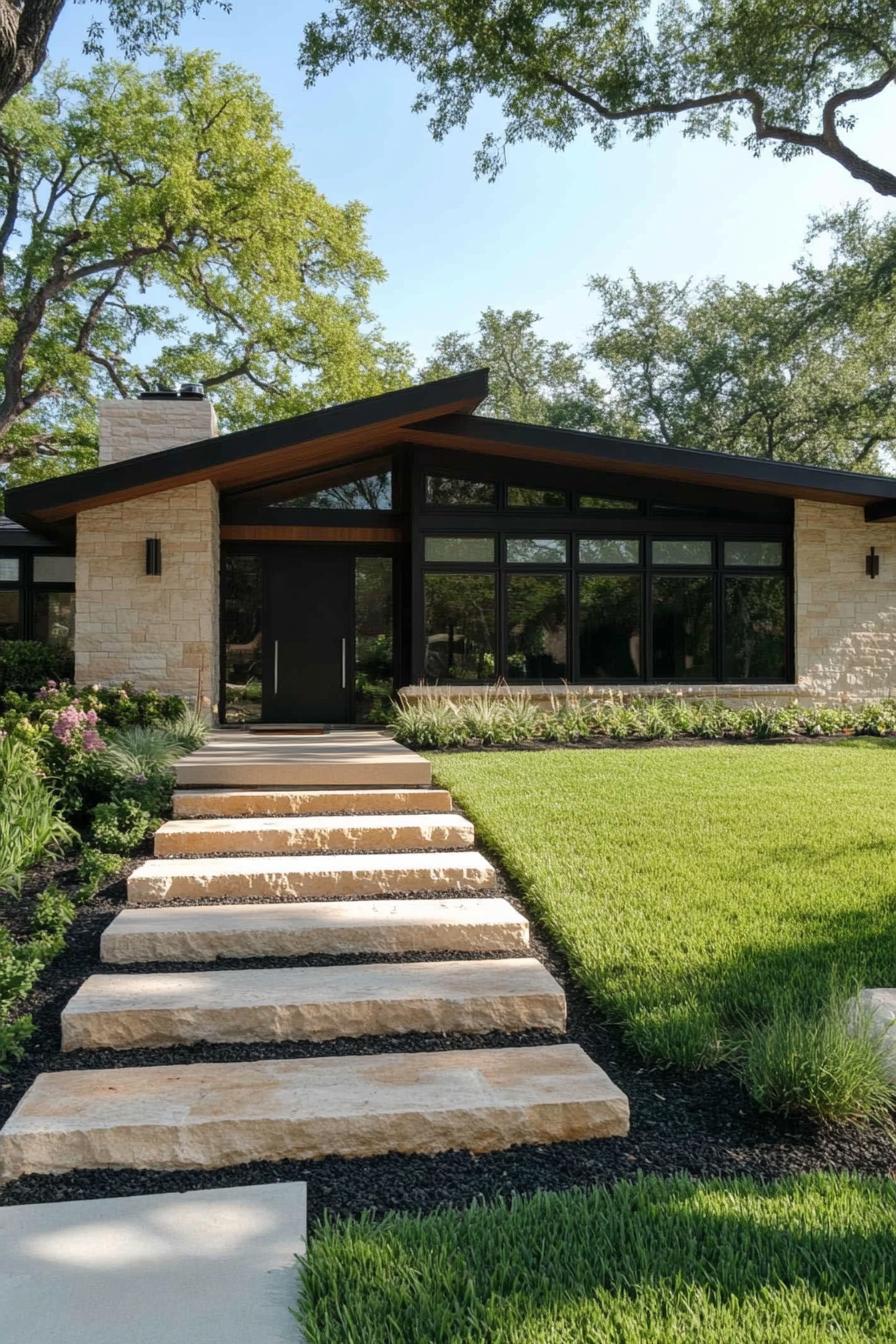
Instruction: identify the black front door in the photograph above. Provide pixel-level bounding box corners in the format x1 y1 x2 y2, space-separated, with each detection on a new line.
264 548 352 722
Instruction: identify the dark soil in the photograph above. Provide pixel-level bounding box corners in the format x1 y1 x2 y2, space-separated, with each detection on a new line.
1 828 895 1228
424 732 896 755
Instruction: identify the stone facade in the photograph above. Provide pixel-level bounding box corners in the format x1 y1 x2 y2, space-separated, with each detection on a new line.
75 482 220 709
794 499 896 701
98 397 218 464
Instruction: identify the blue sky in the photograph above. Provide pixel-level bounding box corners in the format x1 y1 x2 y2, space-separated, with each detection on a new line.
53 1 894 363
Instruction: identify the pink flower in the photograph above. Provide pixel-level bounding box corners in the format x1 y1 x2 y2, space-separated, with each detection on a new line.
82 729 105 752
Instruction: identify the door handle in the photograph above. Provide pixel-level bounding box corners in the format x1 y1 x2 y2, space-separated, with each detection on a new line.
341 637 347 690
273 639 279 695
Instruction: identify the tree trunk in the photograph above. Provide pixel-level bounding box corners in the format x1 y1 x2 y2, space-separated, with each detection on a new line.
0 0 65 111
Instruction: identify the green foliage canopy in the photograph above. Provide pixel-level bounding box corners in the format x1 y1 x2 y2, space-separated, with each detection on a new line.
300 2 896 196
0 49 410 483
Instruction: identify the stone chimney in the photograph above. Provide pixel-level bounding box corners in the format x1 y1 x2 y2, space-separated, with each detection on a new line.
98 389 219 465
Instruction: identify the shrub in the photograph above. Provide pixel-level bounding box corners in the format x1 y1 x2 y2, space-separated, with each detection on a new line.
0 881 75 1068
738 992 896 1124
90 798 155 854
0 736 76 894
76 846 125 901
0 641 73 698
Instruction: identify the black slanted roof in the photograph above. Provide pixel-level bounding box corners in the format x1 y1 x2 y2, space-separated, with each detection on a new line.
4 370 490 534
7 366 896 538
405 413 896 509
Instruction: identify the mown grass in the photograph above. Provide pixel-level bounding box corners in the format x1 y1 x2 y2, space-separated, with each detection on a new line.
431 742 896 1119
300 1174 896 1344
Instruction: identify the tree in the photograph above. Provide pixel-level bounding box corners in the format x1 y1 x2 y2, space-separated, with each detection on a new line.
587 232 896 469
420 307 607 429
300 3 896 197
0 50 411 481
0 0 227 110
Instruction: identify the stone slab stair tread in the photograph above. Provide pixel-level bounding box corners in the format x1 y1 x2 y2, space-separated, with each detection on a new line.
153 813 474 857
172 788 453 818
60 957 566 1050
127 851 496 906
101 897 530 963
0 1044 630 1178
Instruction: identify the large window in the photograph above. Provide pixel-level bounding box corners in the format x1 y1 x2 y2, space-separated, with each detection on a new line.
0 549 75 654
579 575 641 679
507 574 567 679
425 474 496 507
724 575 787 680
273 468 391 510
424 573 496 680
222 553 263 722
418 483 790 683
355 557 394 722
652 576 714 680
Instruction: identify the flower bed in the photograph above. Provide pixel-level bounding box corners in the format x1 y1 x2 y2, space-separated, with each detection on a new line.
0 680 206 1068
391 690 896 750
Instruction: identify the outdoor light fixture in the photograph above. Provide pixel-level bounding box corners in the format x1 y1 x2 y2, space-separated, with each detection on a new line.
866 546 880 579
145 537 162 576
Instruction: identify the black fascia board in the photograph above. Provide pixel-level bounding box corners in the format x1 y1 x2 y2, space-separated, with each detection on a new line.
414 413 896 504
5 370 490 530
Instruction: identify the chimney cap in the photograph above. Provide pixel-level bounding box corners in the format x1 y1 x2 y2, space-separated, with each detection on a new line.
138 386 179 400
179 381 205 399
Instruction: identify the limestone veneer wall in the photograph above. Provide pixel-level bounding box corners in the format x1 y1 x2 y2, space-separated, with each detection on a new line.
98 398 218 465
75 481 219 710
794 499 896 701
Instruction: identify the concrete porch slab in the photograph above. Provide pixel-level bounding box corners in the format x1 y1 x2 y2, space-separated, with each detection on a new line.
0 1182 305 1344
174 730 431 789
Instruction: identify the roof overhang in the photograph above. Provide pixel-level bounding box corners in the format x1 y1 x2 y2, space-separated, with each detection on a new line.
8 368 896 538
4 370 490 535
403 414 896 510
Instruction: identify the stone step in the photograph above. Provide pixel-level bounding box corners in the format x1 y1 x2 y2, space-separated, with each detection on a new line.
101 897 529 964
172 787 452 819
127 851 496 906
174 731 431 790
850 988 896 1081
61 958 565 1051
0 1044 630 1179
153 813 474 858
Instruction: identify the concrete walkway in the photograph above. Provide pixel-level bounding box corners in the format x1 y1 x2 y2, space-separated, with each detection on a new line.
174 729 431 788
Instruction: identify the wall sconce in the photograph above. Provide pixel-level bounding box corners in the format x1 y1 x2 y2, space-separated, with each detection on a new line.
866 546 880 579
145 537 162 576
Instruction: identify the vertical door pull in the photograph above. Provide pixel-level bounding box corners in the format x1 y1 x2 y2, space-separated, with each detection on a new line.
341 637 347 690
273 639 279 695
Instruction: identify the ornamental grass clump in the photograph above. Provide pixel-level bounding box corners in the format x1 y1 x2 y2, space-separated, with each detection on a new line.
0 736 75 894
739 990 896 1125
390 690 896 750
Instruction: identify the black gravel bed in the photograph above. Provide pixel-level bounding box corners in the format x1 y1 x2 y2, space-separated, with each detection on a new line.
425 733 896 754
2 841 895 1224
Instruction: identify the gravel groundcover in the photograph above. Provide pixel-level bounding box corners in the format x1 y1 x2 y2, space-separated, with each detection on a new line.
1 832 895 1228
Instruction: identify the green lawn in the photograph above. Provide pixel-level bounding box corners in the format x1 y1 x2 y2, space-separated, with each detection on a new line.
431 743 896 1116
300 1174 896 1344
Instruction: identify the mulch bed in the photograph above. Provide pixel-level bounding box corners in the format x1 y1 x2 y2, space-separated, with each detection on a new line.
1 826 894 1227
424 732 896 754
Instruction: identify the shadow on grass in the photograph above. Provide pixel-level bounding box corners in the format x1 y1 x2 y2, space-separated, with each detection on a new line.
303 1174 896 1343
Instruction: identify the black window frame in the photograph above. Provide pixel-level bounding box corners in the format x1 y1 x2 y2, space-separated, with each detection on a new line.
412 453 794 685
0 547 76 645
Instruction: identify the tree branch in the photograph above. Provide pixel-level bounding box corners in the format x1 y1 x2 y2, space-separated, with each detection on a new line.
0 0 65 112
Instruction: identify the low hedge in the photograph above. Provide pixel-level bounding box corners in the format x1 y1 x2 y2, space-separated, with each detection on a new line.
0 640 73 696
390 691 896 750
